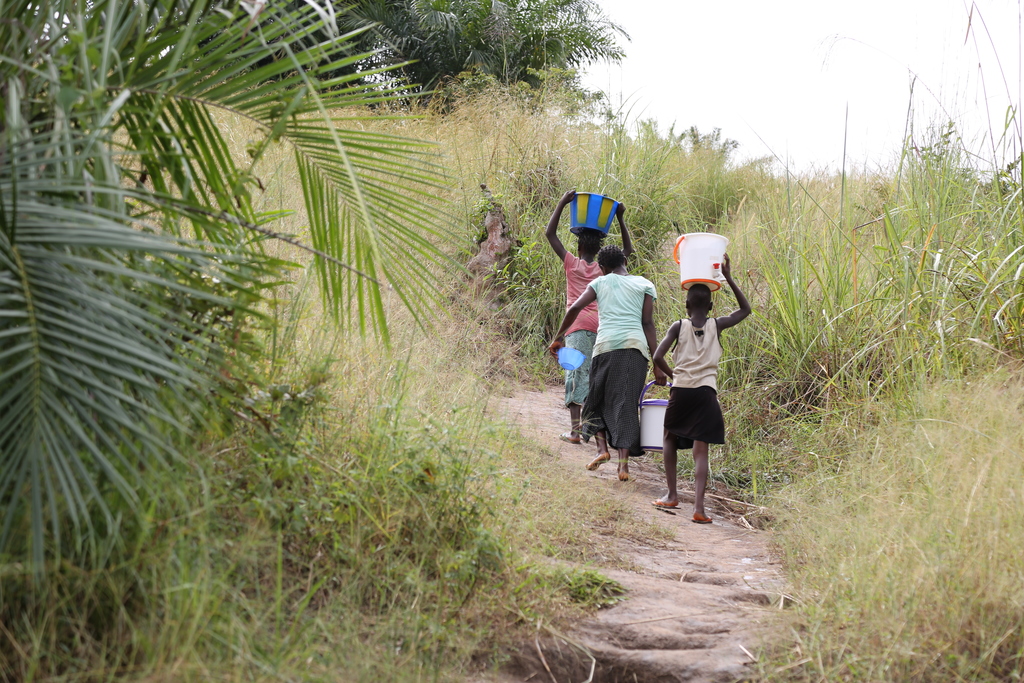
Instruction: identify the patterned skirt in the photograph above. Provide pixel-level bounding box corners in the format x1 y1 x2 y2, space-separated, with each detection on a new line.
580 348 649 457
564 330 597 407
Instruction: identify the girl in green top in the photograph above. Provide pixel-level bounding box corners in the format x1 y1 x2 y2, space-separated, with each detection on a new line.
549 245 668 480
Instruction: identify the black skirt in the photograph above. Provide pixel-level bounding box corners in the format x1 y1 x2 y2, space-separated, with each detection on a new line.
580 348 649 457
663 385 724 449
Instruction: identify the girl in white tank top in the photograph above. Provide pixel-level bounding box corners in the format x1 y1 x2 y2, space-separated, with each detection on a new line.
671 317 722 391
649 254 752 524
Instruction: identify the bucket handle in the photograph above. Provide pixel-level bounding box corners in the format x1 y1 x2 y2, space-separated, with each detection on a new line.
672 235 685 264
639 380 672 407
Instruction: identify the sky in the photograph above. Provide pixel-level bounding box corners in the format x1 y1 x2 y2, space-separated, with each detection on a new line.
582 0 1023 171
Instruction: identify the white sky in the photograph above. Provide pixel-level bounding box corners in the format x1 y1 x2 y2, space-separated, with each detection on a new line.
583 0 1023 171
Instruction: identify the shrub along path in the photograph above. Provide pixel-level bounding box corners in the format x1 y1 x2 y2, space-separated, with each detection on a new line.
496 386 786 683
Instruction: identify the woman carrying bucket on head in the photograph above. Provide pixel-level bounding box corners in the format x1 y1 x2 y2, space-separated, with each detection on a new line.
650 237 751 524
545 190 633 459
549 242 666 482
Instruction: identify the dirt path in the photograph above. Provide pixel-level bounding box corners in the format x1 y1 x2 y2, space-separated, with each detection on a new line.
494 386 785 683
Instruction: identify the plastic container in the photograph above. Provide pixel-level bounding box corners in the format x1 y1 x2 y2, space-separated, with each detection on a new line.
672 233 729 291
570 192 619 234
639 380 671 452
557 346 586 370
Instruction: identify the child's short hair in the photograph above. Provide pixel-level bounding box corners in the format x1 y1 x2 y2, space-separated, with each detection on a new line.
597 244 626 271
577 228 605 253
686 283 712 309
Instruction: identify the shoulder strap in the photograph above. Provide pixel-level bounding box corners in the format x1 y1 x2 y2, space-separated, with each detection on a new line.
670 319 683 351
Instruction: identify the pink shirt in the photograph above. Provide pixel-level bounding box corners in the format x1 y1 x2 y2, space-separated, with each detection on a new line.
564 253 601 334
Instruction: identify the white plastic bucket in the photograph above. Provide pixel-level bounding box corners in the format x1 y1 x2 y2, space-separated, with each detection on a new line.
638 381 669 452
672 233 728 291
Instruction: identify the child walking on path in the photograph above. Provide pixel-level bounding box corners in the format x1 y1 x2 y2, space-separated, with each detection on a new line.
651 254 751 523
545 190 633 457
550 244 666 481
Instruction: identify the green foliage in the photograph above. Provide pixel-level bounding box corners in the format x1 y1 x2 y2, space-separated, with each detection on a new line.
0 333 511 680
0 0 452 570
342 0 627 92
442 91 745 373
432 66 605 116
725 122 1024 420
220 371 506 612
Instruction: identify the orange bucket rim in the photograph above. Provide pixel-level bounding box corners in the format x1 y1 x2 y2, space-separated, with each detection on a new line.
680 278 722 292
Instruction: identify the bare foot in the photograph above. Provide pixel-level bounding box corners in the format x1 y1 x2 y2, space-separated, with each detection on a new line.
586 452 610 470
617 459 630 481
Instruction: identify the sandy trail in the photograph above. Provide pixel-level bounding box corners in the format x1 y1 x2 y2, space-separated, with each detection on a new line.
492 386 785 683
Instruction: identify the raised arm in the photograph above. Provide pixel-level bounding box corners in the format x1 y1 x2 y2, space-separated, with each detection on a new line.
545 190 575 261
715 253 752 332
616 202 634 259
652 320 680 380
548 285 597 356
641 294 669 384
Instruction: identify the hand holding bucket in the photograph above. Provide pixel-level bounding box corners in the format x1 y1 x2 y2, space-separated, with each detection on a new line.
547 339 586 370
557 346 586 370
639 380 672 452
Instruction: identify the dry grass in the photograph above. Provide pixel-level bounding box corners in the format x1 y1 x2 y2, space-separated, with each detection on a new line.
209 85 1024 682
8 68 1023 680
760 373 1024 681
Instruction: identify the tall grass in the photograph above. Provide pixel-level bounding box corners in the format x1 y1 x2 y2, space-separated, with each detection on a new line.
3 62 1022 681
762 373 1024 681
419 83 1024 680
0 260 665 682
420 86 754 370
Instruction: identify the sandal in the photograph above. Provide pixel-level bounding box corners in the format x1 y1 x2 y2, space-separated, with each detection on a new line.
559 432 582 444
692 513 713 524
651 499 679 508
586 452 610 470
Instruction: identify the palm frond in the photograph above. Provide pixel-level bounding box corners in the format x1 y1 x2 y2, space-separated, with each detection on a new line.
2 0 455 568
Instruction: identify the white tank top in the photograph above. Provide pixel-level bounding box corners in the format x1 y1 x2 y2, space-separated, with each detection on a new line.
671 318 722 390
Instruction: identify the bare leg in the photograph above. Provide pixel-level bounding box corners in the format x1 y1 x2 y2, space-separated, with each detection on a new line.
617 447 630 481
576 406 607 457
693 441 710 518
656 432 679 504
586 430 611 470
560 404 583 444
568 403 582 438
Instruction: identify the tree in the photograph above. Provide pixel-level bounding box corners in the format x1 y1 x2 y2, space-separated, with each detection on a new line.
342 0 627 91
0 0 450 569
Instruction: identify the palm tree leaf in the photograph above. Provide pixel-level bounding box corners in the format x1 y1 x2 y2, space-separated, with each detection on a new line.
1 0 457 570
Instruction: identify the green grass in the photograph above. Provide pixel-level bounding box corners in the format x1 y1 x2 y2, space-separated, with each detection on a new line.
4 73 1024 681
760 373 1024 682
0 265 660 681
418 83 1024 681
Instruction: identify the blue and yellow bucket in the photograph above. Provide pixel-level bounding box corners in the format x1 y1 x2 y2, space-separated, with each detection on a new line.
570 192 619 234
